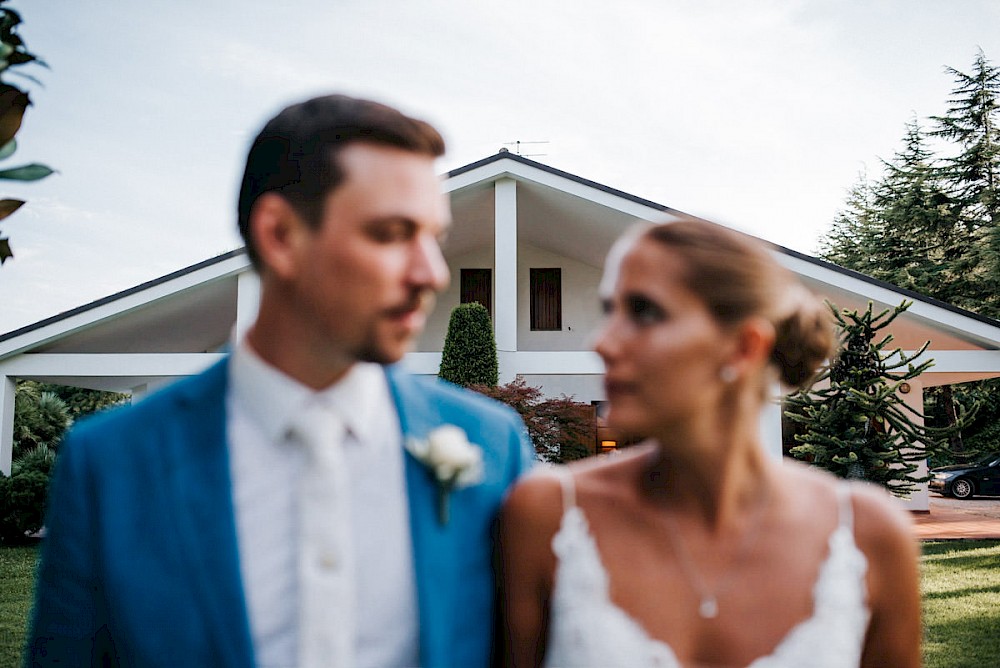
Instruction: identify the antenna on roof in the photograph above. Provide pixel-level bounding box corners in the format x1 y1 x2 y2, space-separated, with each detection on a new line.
502 140 549 158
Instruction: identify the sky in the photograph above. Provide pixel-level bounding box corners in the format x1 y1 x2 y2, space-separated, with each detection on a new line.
2 0 1000 332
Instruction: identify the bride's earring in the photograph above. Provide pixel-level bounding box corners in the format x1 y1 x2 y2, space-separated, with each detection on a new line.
719 365 738 383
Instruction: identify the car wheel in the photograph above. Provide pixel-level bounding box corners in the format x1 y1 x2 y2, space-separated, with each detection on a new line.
952 477 975 499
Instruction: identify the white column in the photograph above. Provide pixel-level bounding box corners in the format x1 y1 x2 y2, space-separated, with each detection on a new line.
0 375 14 475
899 380 930 512
761 387 784 460
235 270 261 341
494 179 518 381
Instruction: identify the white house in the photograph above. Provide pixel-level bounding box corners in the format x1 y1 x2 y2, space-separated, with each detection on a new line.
4 151 1000 512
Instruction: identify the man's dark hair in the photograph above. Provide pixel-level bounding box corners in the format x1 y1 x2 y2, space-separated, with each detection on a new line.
237 94 446 268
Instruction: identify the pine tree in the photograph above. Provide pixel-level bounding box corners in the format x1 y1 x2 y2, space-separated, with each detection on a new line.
820 121 956 297
922 50 1000 457
785 301 966 498
871 120 960 298
438 302 499 387
822 51 1000 312
819 171 879 274
928 48 1000 314
819 50 1000 463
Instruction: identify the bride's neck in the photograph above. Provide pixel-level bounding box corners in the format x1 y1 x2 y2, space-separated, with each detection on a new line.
641 417 772 533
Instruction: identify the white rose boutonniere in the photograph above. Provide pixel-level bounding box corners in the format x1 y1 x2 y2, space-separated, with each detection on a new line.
406 425 484 525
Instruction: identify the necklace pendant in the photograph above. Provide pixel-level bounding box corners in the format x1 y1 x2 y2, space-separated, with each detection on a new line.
698 595 719 619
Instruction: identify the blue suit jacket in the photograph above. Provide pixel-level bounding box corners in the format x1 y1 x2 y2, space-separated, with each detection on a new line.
27 360 534 667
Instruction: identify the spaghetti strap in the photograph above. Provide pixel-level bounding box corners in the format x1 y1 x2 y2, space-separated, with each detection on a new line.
836 483 855 533
557 469 577 512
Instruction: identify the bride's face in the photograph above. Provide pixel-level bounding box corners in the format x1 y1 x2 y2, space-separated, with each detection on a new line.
593 237 734 439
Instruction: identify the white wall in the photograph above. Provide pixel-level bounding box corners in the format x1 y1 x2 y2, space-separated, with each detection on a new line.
416 246 494 352
519 373 605 404
416 242 605 354
517 244 603 352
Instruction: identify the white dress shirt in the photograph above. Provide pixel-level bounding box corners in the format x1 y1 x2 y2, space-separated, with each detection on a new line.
227 339 420 668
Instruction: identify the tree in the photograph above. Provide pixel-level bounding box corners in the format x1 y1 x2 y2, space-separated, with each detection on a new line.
819 50 1000 462
12 380 70 459
819 171 879 275
438 302 499 387
0 442 53 543
785 301 967 498
924 377 1000 464
2 382 122 543
928 48 1000 314
821 121 958 298
873 121 963 298
471 377 593 463
0 1 54 264
821 51 1000 312
37 382 128 419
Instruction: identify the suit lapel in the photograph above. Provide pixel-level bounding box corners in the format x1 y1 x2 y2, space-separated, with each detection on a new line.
385 367 455 668
161 359 255 667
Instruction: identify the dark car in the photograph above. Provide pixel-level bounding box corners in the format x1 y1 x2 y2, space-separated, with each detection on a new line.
929 453 1000 499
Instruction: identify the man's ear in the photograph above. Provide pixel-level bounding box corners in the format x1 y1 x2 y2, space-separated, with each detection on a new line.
248 193 309 280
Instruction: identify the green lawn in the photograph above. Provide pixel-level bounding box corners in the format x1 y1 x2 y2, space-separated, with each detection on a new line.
0 544 36 667
1 541 998 666
921 540 1000 668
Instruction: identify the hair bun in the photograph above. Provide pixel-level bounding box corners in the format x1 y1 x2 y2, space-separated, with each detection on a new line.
771 288 833 388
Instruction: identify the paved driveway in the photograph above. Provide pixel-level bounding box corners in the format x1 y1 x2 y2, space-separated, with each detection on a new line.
930 494 1000 519
914 494 1000 540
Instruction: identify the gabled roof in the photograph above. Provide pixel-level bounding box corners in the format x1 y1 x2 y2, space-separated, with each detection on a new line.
0 249 249 359
447 150 685 217
444 151 685 267
3 152 1000 388
779 246 1000 348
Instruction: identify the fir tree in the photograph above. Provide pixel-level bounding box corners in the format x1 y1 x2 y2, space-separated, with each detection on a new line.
871 120 960 299
785 301 966 498
821 121 956 298
819 50 1000 462
928 48 1000 314
910 51 1000 456
819 171 879 274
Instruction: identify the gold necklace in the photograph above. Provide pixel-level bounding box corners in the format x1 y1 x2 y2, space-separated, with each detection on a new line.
663 489 771 620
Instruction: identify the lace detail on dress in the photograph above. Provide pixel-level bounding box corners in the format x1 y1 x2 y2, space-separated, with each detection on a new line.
543 475 871 668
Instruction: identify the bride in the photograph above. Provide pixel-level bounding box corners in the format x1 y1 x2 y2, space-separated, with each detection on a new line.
498 219 921 667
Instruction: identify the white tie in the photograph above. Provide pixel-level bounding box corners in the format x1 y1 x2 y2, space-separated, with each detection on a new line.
293 403 354 668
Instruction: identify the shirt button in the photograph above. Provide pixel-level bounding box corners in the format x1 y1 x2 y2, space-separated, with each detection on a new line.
319 552 338 570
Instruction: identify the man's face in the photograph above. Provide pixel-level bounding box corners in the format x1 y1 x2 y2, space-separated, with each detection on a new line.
282 142 450 368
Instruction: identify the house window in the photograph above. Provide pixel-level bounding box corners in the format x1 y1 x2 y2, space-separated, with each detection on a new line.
530 268 561 331
460 268 492 315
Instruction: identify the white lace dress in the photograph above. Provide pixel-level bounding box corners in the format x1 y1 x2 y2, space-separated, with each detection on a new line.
543 474 871 668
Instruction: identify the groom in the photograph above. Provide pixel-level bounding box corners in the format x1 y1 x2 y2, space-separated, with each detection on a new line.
28 94 534 667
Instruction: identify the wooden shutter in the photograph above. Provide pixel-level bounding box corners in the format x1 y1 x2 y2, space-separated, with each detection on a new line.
460 268 492 315
530 268 561 330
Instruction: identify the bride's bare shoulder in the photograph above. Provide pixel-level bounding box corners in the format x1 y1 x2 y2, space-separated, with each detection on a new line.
777 460 915 549
566 444 655 507
504 447 650 521
501 466 566 536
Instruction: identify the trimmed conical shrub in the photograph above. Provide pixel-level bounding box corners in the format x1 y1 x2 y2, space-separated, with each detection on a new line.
439 302 498 387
